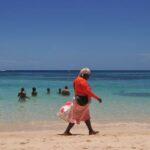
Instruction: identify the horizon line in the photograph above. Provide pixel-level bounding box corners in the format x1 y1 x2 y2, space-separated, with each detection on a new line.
1 69 150 71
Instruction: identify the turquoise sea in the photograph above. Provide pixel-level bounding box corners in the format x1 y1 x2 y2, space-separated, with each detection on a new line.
0 70 150 128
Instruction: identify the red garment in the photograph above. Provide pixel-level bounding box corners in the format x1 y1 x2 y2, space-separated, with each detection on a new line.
73 76 99 100
67 76 100 124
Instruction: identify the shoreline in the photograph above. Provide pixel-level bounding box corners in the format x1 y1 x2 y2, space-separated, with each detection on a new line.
0 122 150 150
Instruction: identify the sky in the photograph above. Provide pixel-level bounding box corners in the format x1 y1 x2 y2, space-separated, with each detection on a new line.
0 0 150 70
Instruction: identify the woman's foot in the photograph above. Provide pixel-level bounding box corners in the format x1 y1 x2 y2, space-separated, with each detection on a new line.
89 130 99 135
63 132 72 136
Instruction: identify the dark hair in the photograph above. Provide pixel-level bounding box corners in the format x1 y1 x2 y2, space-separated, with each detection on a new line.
32 87 36 91
21 88 24 91
65 86 68 89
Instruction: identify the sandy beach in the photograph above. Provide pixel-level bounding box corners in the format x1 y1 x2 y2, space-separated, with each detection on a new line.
0 122 150 150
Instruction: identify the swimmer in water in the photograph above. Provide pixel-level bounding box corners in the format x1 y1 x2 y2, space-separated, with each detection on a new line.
47 88 50 94
18 88 29 101
61 86 70 96
58 88 62 94
31 87 38 96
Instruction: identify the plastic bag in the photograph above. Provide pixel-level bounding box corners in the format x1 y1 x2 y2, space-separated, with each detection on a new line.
57 101 73 122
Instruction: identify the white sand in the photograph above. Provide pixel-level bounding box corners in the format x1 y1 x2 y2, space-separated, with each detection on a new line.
0 122 150 150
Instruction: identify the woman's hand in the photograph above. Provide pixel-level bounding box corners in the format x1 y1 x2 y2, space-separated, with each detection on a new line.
97 97 102 103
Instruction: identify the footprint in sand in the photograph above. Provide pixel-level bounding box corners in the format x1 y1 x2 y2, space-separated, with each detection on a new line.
102 134 106 136
86 140 91 142
106 146 112 149
25 139 30 143
82 147 88 149
43 138 46 142
50 138 54 141
20 142 27 145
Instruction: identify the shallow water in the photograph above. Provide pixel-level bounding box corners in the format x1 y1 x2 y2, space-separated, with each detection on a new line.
0 70 150 126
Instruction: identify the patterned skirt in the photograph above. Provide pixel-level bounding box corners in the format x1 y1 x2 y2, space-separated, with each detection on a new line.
68 100 90 124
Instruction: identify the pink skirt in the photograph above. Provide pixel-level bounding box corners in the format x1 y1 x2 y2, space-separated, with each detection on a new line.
68 100 90 124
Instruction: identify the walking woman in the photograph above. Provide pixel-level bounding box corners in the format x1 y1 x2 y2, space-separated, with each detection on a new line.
63 68 102 135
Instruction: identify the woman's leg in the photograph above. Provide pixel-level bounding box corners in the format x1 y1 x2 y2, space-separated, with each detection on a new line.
64 122 75 135
85 119 99 135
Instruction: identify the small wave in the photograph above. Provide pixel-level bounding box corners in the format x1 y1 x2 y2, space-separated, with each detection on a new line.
0 70 6 72
116 91 150 97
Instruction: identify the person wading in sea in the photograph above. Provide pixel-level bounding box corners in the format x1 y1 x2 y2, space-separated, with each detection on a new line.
18 88 29 101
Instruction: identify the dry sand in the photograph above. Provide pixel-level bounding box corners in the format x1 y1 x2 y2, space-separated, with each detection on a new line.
0 122 150 150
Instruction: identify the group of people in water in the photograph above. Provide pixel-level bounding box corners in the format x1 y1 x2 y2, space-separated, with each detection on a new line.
18 86 70 101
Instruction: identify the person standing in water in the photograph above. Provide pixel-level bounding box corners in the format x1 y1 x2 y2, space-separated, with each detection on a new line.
18 88 29 101
58 88 62 94
61 86 70 96
31 87 38 96
47 88 50 94
63 68 102 135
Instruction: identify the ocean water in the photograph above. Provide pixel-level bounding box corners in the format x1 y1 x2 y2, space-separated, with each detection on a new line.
0 70 150 127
